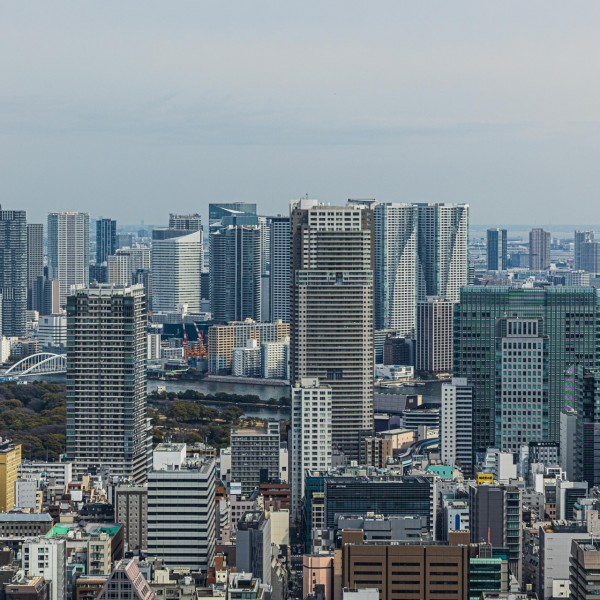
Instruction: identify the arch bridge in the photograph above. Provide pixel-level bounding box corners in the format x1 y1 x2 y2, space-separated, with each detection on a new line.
2 353 66 377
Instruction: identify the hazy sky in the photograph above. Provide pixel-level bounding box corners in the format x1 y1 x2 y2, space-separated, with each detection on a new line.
2 1 600 225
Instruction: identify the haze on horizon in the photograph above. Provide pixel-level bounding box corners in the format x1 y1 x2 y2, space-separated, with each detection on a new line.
2 1 600 225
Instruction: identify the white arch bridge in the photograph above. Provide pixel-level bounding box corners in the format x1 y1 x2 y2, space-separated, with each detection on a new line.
2 353 66 377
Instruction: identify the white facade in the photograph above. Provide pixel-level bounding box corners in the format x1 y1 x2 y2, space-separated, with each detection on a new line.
482 448 517 484
291 378 332 519
22 538 67 600
107 253 132 286
373 203 418 335
232 339 261 377
47 212 90 307
441 378 474 478
261 338 289 380
147 333 161 361
18 461 73 488
152 442 186 470
0 336 12 363
152 231 202 312
37 314 67 351
15 479 39 511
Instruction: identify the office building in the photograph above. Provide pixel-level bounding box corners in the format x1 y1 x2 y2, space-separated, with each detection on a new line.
107 253 132 286
236 511 272 587
22 538 66 600
0 438 22 512
151 230 202 313
96 218 117 264
115 483 147 552
373 203 418 335
168 213 202 232
66 285 150 483
469 484 522 582
47 212 90 306
416 203 469 302
487 228 507 271
97 559 154 600
570 539 600 600
291 378 332 519
0 206 27 337
208 319 289 375
291 199 374 460
574 230 594 270
209 202 256 227
270 216 291 323
579 240 600 273
341 541 469 600
31 276 60 316
38 314 67 351
556 480 588 521
210 220 262 322
454 286 598 451
147 444 215 571
27 223 44 309
231 423 281 496
529 228 551 270
441 378 473 478
416 296 453 374
4 575 51 599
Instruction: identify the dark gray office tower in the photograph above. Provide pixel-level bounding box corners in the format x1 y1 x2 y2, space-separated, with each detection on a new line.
208 202 256 228
66 284 151 483
574 230 594 270
486 228 507 271
27 223 44 310
210 217 261 322
0 207 27 337
269 216 291 322
454 286 598 451
96 218 117 264
529 227 551 270
579 241 600 273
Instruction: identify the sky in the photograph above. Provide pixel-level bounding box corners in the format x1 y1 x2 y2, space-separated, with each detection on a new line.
2 1 600 226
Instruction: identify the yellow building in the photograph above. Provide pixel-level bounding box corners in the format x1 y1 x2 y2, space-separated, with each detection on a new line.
0 439 22 512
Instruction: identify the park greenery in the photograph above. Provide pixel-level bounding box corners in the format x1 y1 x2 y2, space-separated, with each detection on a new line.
0 382 287 459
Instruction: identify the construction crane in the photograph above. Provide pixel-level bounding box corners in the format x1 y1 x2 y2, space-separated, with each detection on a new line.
192 322 208 358
181 314 189 362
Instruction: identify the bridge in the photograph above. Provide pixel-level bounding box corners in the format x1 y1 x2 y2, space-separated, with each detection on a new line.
2 353 67 377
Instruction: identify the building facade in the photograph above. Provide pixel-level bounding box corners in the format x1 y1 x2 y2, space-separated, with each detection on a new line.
27 223 44 310
441 378 473 478
416 297 453 374
269 216 291 323
66 285 150 483
529 227 551 270
96 218 117 264
486 228 507 271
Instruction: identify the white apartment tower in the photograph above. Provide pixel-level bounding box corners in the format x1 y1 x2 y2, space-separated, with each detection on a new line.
151 230 202 312
416 203 469 302
291 200 374 460
66 284 151 483
291 378 332 519
374 203 418 335
47 212 90 307
441 378 474 478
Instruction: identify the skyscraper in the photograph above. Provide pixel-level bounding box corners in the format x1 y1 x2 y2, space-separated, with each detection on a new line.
574 230 594 270
290 199 374 459
416 203 469 302
454 286 598 451
208 202 256 228
441 378 473 478
48 212 90 307
486 228 507 271
96 218 117 264
66 284 150 483
269 216 291 323
529 227 551 270
0 207 27 337
27 223 44 309
151 230 202 313
373 203 418 335
416 297 453 374
210 219 261 322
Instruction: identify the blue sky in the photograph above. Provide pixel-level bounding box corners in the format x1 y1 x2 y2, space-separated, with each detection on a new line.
2 1 600 225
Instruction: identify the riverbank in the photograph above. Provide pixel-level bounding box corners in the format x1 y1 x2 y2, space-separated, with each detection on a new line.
205 375 289 387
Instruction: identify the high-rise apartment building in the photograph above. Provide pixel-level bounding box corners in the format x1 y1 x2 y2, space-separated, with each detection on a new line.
27 223 44 309
151 230 202 313
486 228 507 271
147 444 215 571
529 227 551 270
107 253 132 286
115 483 148 553
454 286 598 451
66 284 150 483
579 240 600 273
416 297 453 374
574 230 594 270
236 511 272 587
291 199 374 460
0 207 27 337
210 220 262 322
96 218 117 264
416 203 469 302
269 216 291 323
47 212 90 306
441 378 473 478
373 203 418 335
291 378 332 519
